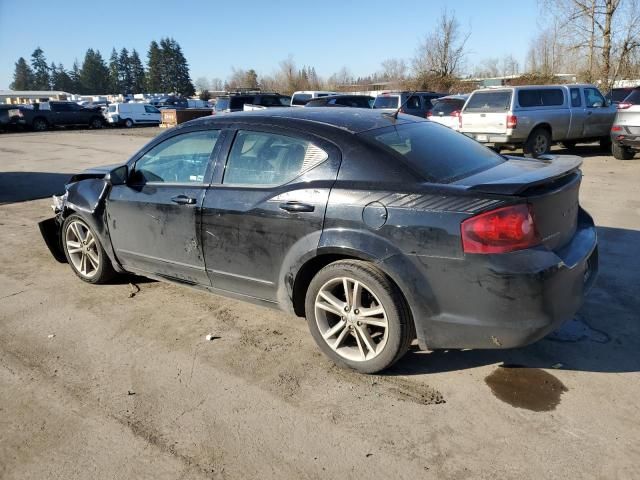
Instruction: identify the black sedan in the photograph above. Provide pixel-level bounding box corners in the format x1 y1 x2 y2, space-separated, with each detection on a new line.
40 108 598 373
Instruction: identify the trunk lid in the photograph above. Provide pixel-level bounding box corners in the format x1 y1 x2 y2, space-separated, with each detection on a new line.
461 89 513 134
456 155 583 251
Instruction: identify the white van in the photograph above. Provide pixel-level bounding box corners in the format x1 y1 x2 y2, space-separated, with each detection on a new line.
290 91 339 107
105 103 161 128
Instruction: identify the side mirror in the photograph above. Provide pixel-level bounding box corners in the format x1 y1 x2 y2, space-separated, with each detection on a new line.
593 101 603 108
105 165 128 186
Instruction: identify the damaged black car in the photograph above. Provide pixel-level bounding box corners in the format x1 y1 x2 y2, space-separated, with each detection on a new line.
40 108 598 373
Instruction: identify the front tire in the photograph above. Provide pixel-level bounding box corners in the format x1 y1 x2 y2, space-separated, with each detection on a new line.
524 128 551 158
123 118 134 128
612 143 635 160
304 260 413 374
32 117 48 132
62 215 116 284
90 117 104 129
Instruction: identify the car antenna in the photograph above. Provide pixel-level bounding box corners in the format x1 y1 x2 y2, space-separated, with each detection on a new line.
388 89 419 120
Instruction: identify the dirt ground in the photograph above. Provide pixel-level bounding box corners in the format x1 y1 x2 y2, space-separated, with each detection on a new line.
1 127 639 479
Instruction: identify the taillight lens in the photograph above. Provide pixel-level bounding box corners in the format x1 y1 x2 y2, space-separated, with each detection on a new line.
461 204 539 254
426 110 432 117
450 110 461 117
617 102 632 109
506 115 517 129
611 125 623 131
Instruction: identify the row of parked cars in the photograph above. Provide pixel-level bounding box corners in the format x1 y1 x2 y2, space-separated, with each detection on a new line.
215 85 636 161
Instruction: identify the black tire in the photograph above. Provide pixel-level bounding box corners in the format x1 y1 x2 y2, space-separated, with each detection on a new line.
562 141 577 150
90 116 104 129
524 128 552 158
62 214 116 284
123 118 134 128
32 117 48 132
304 260 414 374
612 143 635 160
599 136 612 152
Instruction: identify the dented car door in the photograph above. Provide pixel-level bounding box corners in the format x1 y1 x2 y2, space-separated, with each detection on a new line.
106 128 223 285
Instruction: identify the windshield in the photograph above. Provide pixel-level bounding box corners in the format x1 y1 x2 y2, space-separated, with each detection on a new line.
108 105 116 113
373 96 400 109
361 122 505 182
464 91 512 112
292 94 312 105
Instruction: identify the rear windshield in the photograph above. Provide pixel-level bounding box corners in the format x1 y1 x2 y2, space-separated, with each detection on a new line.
464 91 512 112
431 99 465 115
373 96 400 109
361 122 504 183
292 94 312 105
623 89 640 104
215 98 230 111
612 89 633 102
230 96 254 109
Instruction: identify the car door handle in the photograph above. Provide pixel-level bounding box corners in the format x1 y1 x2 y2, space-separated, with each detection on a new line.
279 201 315 212
171 195 196 205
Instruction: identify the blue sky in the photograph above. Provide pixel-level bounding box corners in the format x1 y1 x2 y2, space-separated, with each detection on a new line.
0 0 541 89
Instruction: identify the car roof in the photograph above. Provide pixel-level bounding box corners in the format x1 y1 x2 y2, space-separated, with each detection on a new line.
435 94 469 101
192 107 423 134
311 94 374 100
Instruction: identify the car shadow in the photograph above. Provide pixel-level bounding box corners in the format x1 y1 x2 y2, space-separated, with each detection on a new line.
387 225 640 375
0 171 70 205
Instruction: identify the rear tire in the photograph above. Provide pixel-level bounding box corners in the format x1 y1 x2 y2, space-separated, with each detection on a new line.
524 128 551 158
123 118 134 128
62 215 116 284
32 117 48 132
304 260 414 374
612 143 635 160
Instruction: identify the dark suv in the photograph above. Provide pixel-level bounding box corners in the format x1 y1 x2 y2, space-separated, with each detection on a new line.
372 91 445 117
214 93 291 114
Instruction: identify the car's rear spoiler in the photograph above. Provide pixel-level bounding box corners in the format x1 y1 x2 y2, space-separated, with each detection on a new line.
465 155 583 195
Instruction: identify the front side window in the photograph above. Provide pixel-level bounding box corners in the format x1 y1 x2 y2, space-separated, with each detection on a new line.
223 131 328 186
292 94 312 105
405 95 421 109
133 130 220 184
145 105 160 113
584 88 606 107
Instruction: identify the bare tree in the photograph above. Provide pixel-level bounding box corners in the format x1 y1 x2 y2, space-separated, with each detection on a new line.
413 9 470 82
380 58 408 81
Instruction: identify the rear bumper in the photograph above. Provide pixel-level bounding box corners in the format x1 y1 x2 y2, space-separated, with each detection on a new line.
406 208 598 350
611 128 640 148
462 132 523 146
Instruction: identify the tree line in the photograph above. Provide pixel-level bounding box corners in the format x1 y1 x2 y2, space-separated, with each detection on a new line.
10 38 195 96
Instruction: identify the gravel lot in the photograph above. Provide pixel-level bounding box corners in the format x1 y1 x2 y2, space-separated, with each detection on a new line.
1 127 639 479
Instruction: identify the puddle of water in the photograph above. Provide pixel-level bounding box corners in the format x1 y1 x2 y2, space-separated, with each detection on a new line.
485 365 568 412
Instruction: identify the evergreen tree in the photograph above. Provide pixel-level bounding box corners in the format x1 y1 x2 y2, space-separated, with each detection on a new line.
49 62 58 90
129 49 146 94
119 47 132 93
53 63 75 92
31 47 50 90
10 57 34 90
69 60 81 93
146 40 163 93
108 48 121 94
159 37 195 96
79 48 110 93
245 69 259 89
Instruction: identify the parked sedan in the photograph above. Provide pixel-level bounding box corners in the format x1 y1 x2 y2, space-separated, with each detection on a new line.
427 94 469 130
304 95 374 108
39 109 598 373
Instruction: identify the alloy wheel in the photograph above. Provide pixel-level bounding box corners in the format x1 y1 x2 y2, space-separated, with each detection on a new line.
314 276 389 362
534 134 548 154
65 220 100 278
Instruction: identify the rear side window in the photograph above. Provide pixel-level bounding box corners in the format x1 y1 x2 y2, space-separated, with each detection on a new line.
223 131 328 186
292 94 312 105
431 99 465 115
518 89 564 107
373 96 400 109
361 122 504 183
570 88 582 107
133 130 220 184
464 91 512 112
612 89 632 102
623 89 640 104
404 95 421 109
230 96 253 109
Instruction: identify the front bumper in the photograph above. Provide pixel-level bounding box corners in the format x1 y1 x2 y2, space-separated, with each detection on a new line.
407 209 598 350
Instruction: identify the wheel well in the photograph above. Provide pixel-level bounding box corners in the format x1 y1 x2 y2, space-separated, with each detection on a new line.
530 123 552 138
33 116 48 124
291 253 411 321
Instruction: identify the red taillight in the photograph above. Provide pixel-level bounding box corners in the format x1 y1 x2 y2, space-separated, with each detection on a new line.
611 125 623 131
426 110 432 118
506 115 517 129
617 102 632 109
450 110 461 117
461 204 539 254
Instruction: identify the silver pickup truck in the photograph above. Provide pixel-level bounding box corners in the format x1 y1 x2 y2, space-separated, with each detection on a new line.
460 84 616 157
